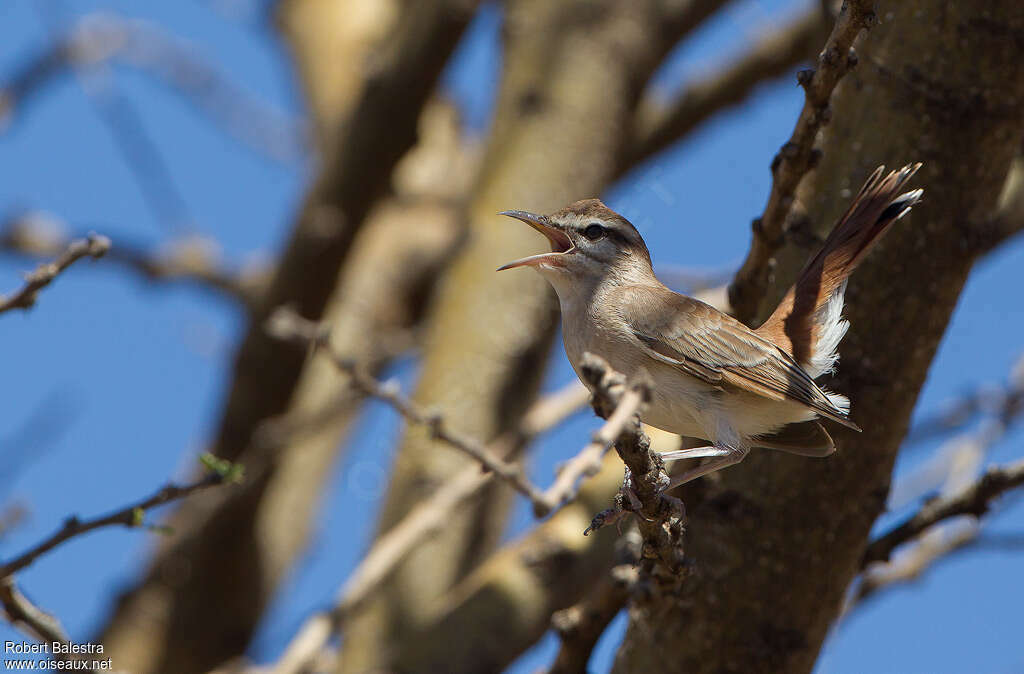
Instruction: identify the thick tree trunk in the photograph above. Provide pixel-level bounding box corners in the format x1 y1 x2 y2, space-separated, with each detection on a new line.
612 3 1024 673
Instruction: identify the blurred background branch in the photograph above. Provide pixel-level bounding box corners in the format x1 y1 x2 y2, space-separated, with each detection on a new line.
0 211 263 308
0 12 304 161
0 232 109 314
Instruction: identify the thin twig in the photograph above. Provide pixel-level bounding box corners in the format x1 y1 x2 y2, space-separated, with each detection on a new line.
271 383 589 674
0 462 236 669
0 577 104 672
1 578 71 651
0 468 235 578
729 0 877 322
0 213 261 308
861 457 1024 567
535 383 647 515
853 517 977 607
265 306 552 512
0 233 109 314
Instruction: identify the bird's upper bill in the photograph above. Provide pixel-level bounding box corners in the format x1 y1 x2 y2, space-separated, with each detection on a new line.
496 210 574 270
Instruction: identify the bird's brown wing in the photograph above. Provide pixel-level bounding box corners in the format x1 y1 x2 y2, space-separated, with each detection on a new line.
617 286 858 429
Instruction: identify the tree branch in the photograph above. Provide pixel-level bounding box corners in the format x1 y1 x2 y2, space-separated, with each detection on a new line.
534 372 649 515
272 382 589 674
580 354 687 590
728 0 877 323
0 457 238 579
75 3 475 671
0 233 109 314
267 309 662 523
0 213 261 308
548 564 633 674
625 7 824 171
1 578 72 653
853 517 977 607
861 457 1024 567
0 13 303 161
265 306 554 511
387 453 627 674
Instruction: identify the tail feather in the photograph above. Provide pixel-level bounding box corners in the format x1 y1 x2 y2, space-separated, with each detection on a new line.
758 164 923 378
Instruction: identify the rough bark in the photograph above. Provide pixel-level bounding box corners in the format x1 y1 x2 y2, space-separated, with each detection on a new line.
612 3 1024 673
337 1 696 670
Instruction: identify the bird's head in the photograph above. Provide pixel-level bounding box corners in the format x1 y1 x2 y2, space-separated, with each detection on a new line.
497 199 652 288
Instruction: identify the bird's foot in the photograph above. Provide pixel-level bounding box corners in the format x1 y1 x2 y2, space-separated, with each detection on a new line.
584 468 643 535
585 466 686 535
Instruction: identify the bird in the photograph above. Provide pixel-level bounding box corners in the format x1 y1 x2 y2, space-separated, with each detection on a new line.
498 164 923 487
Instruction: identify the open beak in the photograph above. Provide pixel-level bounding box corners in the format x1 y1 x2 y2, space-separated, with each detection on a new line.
496 210 574 271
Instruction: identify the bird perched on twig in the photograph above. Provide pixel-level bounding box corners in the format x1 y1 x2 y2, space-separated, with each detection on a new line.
499 164 923 487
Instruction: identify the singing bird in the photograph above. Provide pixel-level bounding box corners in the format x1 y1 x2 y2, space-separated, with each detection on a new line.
499 164 923 487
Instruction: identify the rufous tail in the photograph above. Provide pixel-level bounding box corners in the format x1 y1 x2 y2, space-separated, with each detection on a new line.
757 164 923 378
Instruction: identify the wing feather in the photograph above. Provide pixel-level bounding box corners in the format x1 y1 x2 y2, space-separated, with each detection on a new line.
617 286 858 429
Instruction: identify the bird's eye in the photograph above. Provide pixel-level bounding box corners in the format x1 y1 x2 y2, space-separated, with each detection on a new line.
583 223 606 241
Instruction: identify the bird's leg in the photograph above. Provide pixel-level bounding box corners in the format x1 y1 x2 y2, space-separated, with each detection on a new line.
617 466 644 511
658 446 732 461
665 445 749 490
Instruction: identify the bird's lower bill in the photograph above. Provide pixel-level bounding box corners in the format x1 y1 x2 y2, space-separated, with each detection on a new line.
497 251 570 270
497 209 573 271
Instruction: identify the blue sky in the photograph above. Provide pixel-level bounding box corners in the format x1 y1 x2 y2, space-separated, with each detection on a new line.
2 1 1023 673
